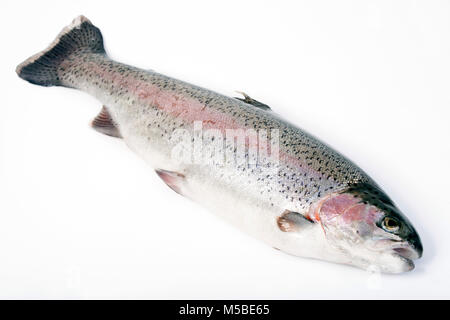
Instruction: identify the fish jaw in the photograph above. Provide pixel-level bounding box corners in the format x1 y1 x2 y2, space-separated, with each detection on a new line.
345 246 416 274
370 238 422 273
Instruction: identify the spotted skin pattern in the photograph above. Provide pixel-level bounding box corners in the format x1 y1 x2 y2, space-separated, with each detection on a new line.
59 51 374 213
16 16 422 273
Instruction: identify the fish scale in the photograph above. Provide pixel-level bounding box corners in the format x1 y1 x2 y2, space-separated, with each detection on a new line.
16 16 422 273
64 52 371 212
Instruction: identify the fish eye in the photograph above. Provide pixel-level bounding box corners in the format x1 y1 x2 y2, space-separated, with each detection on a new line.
382 217 400 232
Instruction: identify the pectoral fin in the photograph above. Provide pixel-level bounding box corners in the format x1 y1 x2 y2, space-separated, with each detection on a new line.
235 91 271 111
277 210 314 232
91 106 122 138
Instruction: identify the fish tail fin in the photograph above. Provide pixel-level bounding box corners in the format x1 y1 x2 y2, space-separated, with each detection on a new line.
16 15 105 87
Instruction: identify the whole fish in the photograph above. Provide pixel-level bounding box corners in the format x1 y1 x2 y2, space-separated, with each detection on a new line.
16 16 422 273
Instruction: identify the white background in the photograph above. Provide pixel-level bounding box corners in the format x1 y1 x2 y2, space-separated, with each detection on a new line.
0 0 449 299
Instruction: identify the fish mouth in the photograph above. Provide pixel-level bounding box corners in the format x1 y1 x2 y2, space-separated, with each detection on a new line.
393 247 420 260
371 239 422 272
391 241 422 261
384 242 419 272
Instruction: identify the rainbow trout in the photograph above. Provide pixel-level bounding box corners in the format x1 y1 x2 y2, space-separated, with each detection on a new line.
16 16 422 273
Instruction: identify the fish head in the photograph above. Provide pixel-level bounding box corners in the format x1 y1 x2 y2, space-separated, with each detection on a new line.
315 183 422 273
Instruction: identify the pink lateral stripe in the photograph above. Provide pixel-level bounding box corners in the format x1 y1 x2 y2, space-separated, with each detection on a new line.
84 61 326 179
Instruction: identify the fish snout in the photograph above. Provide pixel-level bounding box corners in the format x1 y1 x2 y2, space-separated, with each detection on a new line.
392 235 423 261
408 234 423 259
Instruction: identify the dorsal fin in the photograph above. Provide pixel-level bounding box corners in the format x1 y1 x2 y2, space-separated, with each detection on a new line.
91 106 122 138
235 91 271 111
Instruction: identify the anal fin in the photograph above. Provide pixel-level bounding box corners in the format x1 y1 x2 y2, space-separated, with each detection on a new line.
155 169 185 195
91 106 122 138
